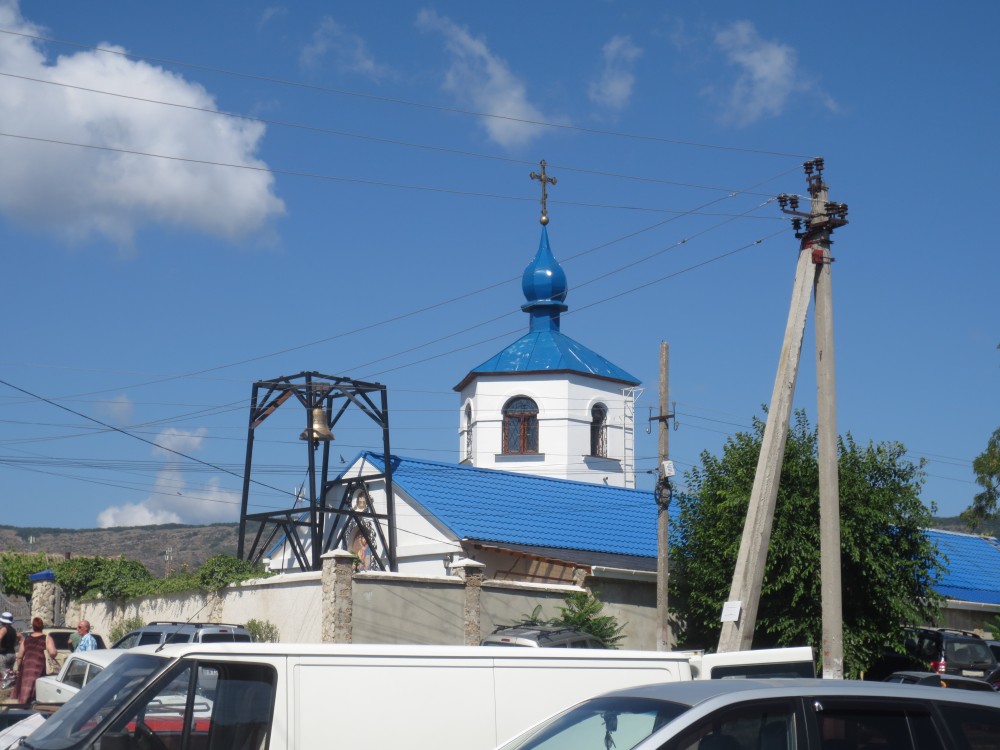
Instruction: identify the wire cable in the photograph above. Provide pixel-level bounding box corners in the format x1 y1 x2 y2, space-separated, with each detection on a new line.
0 377 296 501
0 28 813 159
0 71 790 199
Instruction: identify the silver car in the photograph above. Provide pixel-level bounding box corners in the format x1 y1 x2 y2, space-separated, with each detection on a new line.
497 678 1000 750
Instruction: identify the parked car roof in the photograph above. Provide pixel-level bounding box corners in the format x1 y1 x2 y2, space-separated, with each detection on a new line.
112 622 252 649
481 624 606 648
884 670 997 691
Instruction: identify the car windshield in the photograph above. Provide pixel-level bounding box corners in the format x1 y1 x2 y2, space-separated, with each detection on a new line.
24 653 168 750
498 696 688 750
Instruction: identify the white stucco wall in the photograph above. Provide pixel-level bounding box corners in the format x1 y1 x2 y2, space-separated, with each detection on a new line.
459 372 636 487
74 572 322 644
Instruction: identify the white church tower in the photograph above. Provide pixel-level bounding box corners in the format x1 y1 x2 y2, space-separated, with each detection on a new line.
454 162 642 487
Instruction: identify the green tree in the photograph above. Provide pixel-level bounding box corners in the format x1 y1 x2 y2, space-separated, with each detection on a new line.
245 618 281 643
94 557 153 602
960 428 1000 530
196 555 264 591
0 551 54 600
555 592 625 648
53 556 107 600
669 410 943 678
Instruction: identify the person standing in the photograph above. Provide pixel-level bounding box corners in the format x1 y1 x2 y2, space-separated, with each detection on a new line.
75 620 98 652
13 617 56 704
0 612 19 686
0 612 18 667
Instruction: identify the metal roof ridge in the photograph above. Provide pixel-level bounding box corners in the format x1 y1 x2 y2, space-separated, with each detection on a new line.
362 451 654 494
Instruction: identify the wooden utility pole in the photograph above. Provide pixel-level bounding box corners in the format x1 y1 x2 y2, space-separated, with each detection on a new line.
717 160 848 662
655 342 673 651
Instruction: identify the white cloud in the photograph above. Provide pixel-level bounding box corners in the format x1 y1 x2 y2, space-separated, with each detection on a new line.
300 16 388 80
151 427 206 456
99 394 134 423
257 6 287 30
97 427 239 527
589 35 643 111
416 9 550 149
97 502 182 528
0 1 285 252
712 20 835 126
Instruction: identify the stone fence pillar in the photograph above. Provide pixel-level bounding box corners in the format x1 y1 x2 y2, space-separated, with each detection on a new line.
321 550 355 643
30 569 59 627
449 558 486 646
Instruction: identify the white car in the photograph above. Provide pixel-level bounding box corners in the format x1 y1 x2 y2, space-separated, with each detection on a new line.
34 649 125 704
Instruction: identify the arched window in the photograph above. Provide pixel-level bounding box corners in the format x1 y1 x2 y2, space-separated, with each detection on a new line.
502 397 539 454
590 404 608 457
464 403 473 460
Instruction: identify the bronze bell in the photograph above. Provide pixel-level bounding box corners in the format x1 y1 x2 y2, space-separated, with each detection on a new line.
300 407 334 442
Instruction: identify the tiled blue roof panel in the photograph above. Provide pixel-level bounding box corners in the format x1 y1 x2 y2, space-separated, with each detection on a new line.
358 455 1000 605
365 453 657 557
927 529 1000 604
466 331 640 386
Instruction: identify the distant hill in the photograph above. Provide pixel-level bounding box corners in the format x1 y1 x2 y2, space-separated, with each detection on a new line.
0 523 240 575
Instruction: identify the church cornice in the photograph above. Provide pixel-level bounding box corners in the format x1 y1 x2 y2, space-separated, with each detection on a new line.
453 368 640 392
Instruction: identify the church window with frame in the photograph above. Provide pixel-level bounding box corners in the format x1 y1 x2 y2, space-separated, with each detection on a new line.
502 397 539 454
590 404 608 457
464 403 473 460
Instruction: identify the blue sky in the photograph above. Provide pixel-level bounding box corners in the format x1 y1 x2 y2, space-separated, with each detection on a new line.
0 1 996 531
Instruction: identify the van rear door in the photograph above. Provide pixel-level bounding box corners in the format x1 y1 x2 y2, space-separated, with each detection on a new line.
695 647 815 679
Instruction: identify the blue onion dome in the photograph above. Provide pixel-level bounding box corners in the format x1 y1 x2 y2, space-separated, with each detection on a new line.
521 226 567 306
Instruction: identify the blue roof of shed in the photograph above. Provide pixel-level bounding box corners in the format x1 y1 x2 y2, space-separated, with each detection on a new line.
926 529 1000 605
364 452 656 557
455 330 640 390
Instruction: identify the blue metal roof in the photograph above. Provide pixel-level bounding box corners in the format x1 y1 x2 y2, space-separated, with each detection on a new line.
364 452 657 557
926 529 1000 605
456 330 640 389
354 455 1000 605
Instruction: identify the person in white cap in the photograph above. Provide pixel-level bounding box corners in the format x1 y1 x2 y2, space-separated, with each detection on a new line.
0 611 18 673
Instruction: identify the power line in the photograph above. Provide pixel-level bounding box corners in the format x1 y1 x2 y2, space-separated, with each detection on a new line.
362 230 785 378
0 71 787 199
0 377 296 501
5 165 797 417
0 28 812 159
0 131 788 222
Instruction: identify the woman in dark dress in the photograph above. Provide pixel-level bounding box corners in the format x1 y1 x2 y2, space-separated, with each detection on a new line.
14 617 56 704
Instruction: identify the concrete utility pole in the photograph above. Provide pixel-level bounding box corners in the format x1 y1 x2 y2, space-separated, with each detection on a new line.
809 163 846 679
717 160 848 663
654 342 675 651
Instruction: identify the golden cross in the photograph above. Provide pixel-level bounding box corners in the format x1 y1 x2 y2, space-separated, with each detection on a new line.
530 160 557 225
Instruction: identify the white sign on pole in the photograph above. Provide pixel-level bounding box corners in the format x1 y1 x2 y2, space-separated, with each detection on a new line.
720 601 741 623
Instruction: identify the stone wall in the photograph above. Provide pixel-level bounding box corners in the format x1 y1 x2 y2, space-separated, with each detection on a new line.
45 556 657 648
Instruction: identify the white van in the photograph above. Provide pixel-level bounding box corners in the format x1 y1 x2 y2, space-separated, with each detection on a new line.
21 643 813 750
